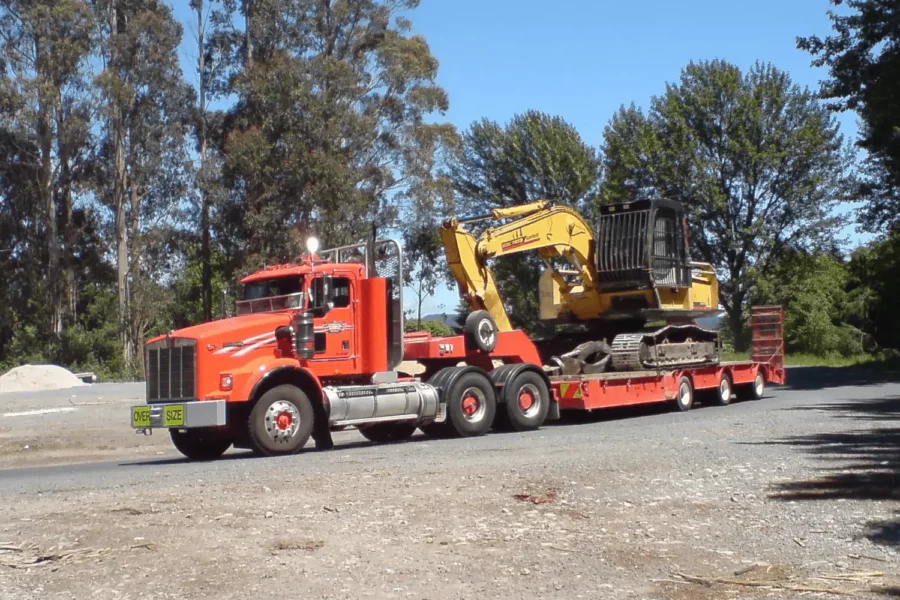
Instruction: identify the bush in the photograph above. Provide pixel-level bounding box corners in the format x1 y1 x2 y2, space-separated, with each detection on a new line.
405 319 454 337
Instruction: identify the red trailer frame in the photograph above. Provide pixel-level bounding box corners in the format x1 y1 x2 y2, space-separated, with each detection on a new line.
404 306 785 413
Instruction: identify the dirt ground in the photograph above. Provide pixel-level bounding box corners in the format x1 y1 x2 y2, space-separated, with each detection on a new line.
1 368 899 599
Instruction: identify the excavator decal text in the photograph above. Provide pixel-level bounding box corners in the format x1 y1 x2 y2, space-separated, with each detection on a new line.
501 232 540 252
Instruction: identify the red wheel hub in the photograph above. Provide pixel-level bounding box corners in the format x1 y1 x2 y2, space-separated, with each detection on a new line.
518 390 535 411
275 411 293 430
462 395 479 416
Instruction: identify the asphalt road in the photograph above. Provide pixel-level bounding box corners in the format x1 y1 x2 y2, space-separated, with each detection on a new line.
2 366 898 497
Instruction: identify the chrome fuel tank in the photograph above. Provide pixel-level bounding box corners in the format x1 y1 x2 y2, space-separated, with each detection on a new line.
323 382 440 426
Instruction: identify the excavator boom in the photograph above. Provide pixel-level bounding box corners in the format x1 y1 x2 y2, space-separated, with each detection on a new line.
441 204 602 331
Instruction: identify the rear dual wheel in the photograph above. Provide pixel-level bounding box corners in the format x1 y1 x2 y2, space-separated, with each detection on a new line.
495 371 550 432
358 422 417 443
420 368 497 438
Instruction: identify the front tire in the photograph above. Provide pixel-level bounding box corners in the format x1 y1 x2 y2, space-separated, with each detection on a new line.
248 384 315 456
169 428 232 461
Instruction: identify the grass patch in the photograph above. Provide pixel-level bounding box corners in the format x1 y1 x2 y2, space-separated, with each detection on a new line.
721 350 900 369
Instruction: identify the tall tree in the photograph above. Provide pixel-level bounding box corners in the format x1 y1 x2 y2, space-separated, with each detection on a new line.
798 0 900 233
206 0 455 272
445 110 602 332
600 60 852 349
190 0 221 322
94 0 194 369
0 0 94 338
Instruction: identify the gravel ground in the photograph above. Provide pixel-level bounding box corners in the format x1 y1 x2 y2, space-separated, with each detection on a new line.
0 367 898 599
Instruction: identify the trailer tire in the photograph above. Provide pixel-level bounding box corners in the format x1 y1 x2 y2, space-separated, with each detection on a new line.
674 375 694 412
738 371 765 401
169 428 232 461
711 372 733 406
502 371 550 431
464 310 498 353
446 371 497 437
358 422 417 443
247 384 315 456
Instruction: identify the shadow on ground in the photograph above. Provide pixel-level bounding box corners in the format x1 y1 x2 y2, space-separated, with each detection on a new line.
783 365 900 391
763 395 900 547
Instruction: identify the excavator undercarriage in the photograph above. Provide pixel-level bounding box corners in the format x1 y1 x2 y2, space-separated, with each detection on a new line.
540 323 720 375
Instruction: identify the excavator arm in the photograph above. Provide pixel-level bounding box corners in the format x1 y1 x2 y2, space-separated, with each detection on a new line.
440 201 603 331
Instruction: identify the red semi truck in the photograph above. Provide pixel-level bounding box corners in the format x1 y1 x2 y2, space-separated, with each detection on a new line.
130 236 785 460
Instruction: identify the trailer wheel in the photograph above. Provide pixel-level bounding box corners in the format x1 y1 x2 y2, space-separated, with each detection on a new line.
169 428 232 461
358 422 417 443
247 384 315 456
711 372 733 406
674 375 694 412
464 310 498 352
502 371 550 431
446 371 497 437
738 371 765 401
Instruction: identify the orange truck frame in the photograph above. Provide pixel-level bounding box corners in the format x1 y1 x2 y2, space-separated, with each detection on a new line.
131 236 785 460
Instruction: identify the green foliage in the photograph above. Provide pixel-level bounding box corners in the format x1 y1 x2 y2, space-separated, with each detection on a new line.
753 250 863 357
601 59 852 350
846 232 900 350
446 110 602 333
798 1 900 233
209 0 456 268
404 319 454 338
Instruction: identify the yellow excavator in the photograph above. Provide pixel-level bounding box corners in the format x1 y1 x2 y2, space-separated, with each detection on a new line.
440 199 722 373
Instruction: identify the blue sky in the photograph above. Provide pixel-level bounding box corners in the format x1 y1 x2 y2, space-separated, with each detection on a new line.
170 0 864 317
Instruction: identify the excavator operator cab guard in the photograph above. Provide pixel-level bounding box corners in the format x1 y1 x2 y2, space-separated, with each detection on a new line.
595 199 693 293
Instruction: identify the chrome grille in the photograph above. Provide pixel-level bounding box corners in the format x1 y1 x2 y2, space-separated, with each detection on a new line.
146 340 197 402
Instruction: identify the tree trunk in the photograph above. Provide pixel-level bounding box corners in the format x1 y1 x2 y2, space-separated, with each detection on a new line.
130 185 142 375
727 300 748 353
198 0 212 322
57 98 76 327
36 38 62 340
243 0 253 67
109 0 132 368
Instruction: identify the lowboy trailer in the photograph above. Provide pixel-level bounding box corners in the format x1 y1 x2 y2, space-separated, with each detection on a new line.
130 235 784 460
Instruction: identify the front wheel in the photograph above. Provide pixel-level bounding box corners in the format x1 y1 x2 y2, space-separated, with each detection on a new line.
169 428 232 461
247 384 315 456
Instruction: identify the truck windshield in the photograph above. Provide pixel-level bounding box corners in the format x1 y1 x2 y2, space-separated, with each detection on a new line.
236 276 305 315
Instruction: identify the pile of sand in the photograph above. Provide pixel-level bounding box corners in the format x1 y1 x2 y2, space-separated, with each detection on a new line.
0 364 87 394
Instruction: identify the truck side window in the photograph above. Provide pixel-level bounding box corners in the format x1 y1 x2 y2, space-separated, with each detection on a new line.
333 277 351 308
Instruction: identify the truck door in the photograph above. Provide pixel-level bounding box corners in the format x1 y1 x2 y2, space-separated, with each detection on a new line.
309 275 356 370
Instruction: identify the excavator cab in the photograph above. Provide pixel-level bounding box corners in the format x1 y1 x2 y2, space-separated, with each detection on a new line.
595 199 693 294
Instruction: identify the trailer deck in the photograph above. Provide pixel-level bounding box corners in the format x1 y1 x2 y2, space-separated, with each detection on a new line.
403 306 785 414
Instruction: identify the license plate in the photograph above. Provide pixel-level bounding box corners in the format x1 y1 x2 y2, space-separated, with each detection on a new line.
132 406 151 428
163 404 185 427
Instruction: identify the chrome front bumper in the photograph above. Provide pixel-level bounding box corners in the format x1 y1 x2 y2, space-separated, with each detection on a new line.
131 400 227 430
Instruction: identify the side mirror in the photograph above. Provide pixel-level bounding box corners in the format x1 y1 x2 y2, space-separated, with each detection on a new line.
220 287 232 319
310 275 335 316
